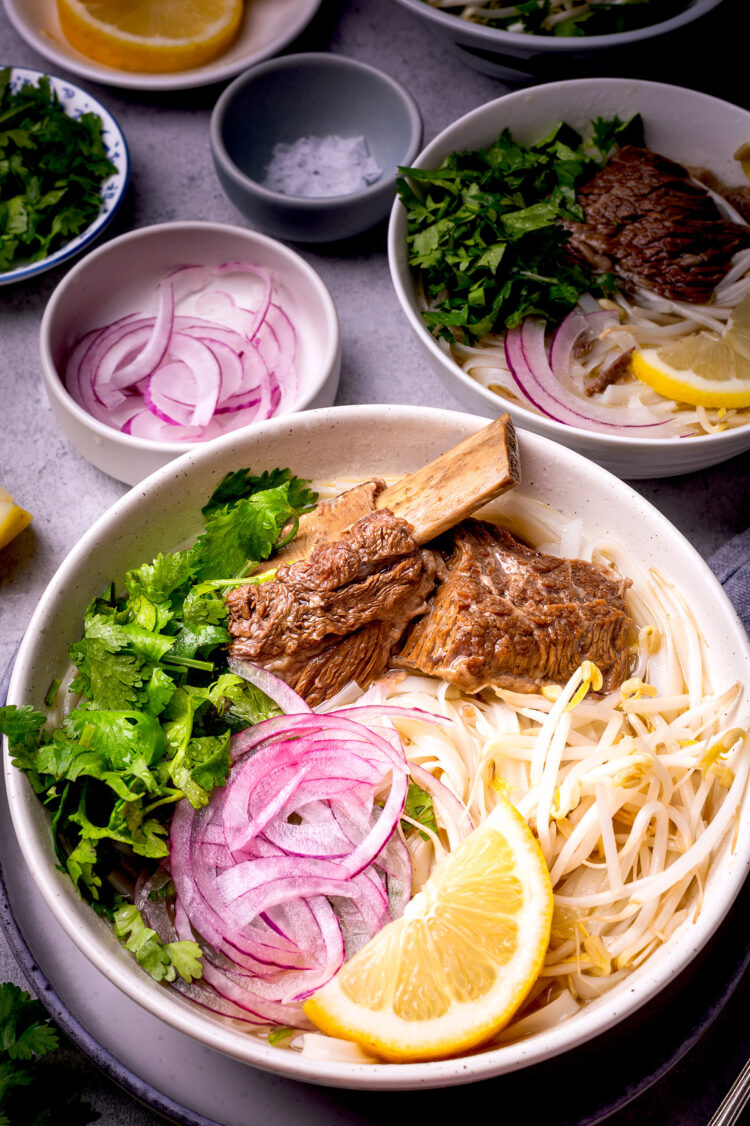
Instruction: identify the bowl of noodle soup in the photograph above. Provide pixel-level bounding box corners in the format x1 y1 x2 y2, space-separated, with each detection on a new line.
3 404 749 1089
388 78 750 478
390 0 726 80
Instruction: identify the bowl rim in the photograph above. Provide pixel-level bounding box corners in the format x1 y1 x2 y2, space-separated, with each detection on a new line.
4 403 750 1089
2 0 324 93
210 51 424 211
390 0 726 51
39 218 342 454
387 75 750 453
0 64 130 287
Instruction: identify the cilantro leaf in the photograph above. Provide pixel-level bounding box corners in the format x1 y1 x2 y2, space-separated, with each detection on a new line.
113 905 203 983
201 466 316 518
403 781 438 840
192 483 306 581
0 982 99 1123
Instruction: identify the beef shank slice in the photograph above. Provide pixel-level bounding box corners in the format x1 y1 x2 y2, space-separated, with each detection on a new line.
394 519 633 694
226 508 441 706
565 145 750 304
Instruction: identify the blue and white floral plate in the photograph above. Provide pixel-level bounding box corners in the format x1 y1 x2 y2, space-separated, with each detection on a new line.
0 66 129 286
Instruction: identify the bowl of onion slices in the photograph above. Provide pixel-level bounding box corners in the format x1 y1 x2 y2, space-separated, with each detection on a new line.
2 404 749 1088
388 77 750 478
40 220 341 485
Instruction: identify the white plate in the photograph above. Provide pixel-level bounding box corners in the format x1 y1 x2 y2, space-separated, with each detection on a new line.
2 0 323 92
0 66 128 285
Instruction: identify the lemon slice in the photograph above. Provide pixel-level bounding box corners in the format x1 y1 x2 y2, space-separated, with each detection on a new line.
725 294 750 363
632 331 750 409
303 795 553 1062
56 0 244 73
0 488 32 551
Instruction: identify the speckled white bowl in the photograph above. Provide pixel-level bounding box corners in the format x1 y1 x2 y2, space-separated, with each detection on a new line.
3 405 749 1090
40 221 341 485
0 67 129 286
388 77 750 479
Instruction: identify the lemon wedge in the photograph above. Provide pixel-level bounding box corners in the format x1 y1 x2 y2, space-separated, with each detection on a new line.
632 332 750 409
303 794 553 1062
56 0 244 73
725 293 750 363
0 488 32 551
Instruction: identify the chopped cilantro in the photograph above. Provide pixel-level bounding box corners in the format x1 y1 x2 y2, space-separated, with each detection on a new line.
0 67 117 272
397 116 640 344
437 0 672 37
0 467 318 977
113 905 203 984
0 982 99 1123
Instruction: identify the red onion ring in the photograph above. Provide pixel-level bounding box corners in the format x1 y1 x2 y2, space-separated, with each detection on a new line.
63 263 297 442
505 316 669 433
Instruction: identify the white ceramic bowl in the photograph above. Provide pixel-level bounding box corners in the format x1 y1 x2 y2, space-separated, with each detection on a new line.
3 0 323 92
0 66 128 286
388 77 750 479
391 0 726 80
40 221 341 485
3 404 750 1090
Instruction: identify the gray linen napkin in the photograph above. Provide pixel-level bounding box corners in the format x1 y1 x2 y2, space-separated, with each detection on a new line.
709 528 750 636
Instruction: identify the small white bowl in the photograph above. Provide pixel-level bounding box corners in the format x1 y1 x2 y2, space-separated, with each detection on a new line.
388 77 750 479
3 404 750 1090
0 66 129 286
391 0 726 80
3 0 323 92
40 221 341 485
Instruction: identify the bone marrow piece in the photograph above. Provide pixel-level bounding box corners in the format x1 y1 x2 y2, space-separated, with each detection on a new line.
394 520 633 695
565 145 750 305
226 509 442 707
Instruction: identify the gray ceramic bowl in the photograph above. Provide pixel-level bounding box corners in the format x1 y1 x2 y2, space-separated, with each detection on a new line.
210 52 423 243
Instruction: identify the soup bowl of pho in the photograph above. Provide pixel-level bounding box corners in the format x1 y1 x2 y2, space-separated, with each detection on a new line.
390 0 726 80
2 405 749 1089
388 78 750 479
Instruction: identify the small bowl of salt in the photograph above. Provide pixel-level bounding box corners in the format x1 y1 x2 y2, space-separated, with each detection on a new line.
210 52 423 244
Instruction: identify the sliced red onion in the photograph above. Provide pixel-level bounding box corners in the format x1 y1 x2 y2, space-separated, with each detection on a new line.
548 308 619 385
227 656 311 716
506 318 669 433
63 262 297 443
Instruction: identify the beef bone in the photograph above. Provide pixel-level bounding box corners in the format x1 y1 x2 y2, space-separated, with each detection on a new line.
276 413 520 564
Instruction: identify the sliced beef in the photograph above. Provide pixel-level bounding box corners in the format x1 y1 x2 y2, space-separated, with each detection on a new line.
565 145 750 304
394 520 633 694
226 509 441 706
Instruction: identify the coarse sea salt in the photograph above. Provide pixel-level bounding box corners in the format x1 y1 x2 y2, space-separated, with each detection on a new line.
263 134 383 198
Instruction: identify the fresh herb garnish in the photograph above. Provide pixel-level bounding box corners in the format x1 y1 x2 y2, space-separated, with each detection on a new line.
0 468 318 981
397 115 642 344
0 982 99 1124
403 781 438 840
438 0 671 37
0 67 117 271
113 904 203 984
